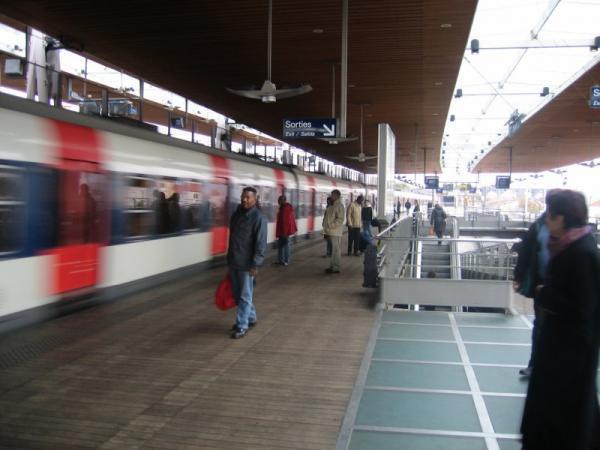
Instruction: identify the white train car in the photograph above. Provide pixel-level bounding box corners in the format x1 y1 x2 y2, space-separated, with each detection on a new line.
0 94 376 328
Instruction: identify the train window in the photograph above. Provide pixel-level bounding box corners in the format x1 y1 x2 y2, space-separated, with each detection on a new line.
0 166 25 254
123 176 156 237
58 170 107 245
298 190 308 218
318 192 328 216
181 181 210 231
157 178 181 234
208 182 228 228
258 185 276 222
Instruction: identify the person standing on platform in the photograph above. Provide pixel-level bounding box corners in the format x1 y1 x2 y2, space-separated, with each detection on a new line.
513 189 559 378
430 203 446 245
322 189 345 273
404 199 411 215
275 195 297 266
346 195 363 256
413 200 420 214
227 187 267 339
521 189 600 450
361 199 374 238
322 196 333 258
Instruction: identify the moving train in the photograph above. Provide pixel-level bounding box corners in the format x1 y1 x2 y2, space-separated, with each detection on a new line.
0 93 427 327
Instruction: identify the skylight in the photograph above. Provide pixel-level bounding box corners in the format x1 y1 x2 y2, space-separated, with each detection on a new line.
443 0 600 175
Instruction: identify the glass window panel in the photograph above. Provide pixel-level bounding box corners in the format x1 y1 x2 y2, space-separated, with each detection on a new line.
0 166 25 253
123 176 156 237
0 23 26 57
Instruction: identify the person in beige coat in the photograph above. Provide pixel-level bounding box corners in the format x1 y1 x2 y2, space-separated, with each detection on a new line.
346 195 363 256
322 189 345 273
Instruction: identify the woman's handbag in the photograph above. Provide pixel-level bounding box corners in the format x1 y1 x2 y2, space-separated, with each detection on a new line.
215 274 236 310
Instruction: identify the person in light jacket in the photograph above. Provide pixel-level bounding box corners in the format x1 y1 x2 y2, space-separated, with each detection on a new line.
227 187 267 339
346 195 363 256
275 195 297 266
322 189 345 273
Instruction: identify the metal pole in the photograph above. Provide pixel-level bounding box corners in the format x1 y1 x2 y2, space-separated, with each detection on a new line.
139 79 144 122
340 0 348 138
331 63 336 118
267 0 272 81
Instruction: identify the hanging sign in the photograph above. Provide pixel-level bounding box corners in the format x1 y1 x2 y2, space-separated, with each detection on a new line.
590 85 600 109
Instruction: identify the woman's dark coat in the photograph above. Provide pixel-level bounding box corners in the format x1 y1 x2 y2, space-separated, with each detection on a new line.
521 233 600 450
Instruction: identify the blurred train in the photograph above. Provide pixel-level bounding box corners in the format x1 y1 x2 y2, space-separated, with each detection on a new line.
0 93 428 327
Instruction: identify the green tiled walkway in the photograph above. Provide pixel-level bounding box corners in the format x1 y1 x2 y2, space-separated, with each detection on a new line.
336 310 533 450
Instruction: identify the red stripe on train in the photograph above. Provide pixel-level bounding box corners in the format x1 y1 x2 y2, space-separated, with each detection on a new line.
48 120 105 295
209 154 231 255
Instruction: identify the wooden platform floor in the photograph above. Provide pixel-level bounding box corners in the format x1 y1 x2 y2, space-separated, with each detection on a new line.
0 241 377 449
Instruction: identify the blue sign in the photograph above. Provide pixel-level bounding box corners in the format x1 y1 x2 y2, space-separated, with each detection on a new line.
283 118 336 138
591 85 600 109
424 176 439 189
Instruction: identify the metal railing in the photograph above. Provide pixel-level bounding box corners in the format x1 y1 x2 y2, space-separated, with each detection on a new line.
375 220 520 313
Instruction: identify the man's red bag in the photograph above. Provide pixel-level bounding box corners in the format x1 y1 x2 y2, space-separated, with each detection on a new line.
215 274 236 310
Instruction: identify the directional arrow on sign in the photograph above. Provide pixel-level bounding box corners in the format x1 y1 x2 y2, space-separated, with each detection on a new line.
323 124 335 136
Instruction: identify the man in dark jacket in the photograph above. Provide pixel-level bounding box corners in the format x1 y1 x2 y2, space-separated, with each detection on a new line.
513 189 559 377
227 187 267 339
275 195 297 266
430 203 446 245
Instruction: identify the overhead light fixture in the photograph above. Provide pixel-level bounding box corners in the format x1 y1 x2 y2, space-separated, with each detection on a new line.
591 36 600 52
312 28 324 34
440 23 452 28
470 39 479 54
454 89 462 98
227 0 312 102
450 115 455 122
540 86 550 97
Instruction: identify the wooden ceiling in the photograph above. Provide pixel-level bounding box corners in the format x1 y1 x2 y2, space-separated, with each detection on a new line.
475 58 600 173
0 1 477 173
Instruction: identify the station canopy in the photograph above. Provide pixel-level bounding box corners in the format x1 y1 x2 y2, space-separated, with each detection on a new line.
0 1 479 174
441 0 600 175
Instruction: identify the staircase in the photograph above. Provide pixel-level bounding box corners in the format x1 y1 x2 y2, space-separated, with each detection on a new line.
420 243 451 279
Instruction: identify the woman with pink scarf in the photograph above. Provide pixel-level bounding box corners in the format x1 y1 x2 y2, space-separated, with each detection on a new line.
521 189 600 449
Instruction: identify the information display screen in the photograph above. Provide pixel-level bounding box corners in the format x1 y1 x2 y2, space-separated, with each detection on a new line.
424 176 439 189
496 176 511 189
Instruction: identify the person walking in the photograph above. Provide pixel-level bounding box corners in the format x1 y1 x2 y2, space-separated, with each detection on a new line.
322 189 345 273
520 189 600 450
413 200 420 214
227 187 267 339
513 189 559 378
361 199 374 238
430 203 447 245
275 194 297 266
346 195 362 256
404 199 411 215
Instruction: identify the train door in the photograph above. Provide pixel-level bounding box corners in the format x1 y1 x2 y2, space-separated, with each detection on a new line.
51 159 107 294
209 178 229 255
48 121 107 295
307 176 316 232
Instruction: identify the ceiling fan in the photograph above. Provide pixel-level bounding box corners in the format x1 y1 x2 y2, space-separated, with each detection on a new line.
226 0 311 103
345 103 377 163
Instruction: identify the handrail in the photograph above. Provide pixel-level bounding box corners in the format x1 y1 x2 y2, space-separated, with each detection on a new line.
374 216 406 238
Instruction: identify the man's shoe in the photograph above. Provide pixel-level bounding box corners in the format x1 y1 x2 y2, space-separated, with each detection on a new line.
519 366 533 378
232 321 257 331
231 328 248 339
325 268 340 274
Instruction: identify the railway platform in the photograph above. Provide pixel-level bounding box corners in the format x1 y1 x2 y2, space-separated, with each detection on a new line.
0 240 376 449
